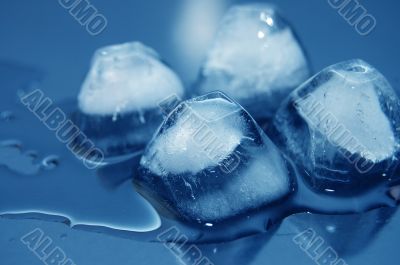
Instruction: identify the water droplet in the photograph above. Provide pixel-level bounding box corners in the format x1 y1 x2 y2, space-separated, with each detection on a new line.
25 150 38 159
42 155 59 170
326 225 336 233
0 140 21 148
0 110 14 121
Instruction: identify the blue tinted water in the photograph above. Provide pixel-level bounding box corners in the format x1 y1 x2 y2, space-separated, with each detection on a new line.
0 63 161 235
1 59 398 248
1 0 400 264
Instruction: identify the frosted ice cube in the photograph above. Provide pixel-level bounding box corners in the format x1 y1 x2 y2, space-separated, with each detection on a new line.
78 42 184 115
270 59 400 194
196 4 310 119
136 92 293 223
73 42 185 160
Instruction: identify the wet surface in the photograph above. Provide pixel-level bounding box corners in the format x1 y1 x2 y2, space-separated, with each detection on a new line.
1 0 400 264
0 62 161 235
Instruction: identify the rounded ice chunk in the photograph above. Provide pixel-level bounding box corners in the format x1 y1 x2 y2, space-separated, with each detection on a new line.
78 42 184 115
196 4 310 119
270 59 400 194
137 92 294 223
72 42 185 161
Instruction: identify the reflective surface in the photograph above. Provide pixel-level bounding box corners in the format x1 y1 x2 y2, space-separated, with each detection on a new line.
1 0 400 264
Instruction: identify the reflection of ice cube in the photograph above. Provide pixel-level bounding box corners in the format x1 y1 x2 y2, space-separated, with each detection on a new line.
196 4 310 119
270 59 400 194
137 92 293 223
73 42 185 160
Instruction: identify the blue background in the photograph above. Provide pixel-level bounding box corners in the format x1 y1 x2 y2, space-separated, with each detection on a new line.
1 0 400 264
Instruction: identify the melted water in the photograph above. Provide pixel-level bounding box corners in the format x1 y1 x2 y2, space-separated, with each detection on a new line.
1 62 399 245
0 63 160 236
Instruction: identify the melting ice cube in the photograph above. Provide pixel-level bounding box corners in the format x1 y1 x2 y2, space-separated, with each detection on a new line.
73 42 185 161
270 59 400 194
195 4 310 120
136 92 293 223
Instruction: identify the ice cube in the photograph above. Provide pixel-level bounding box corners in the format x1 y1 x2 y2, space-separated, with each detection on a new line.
136 92 293 223
270 59 400 194
195 4 310 120
72 42 185 161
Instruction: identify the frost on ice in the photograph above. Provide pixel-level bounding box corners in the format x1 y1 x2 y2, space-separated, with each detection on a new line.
196 4 310 119
137 92 293 223
78 42 184 115
270 59 400 194
73 42 185 160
